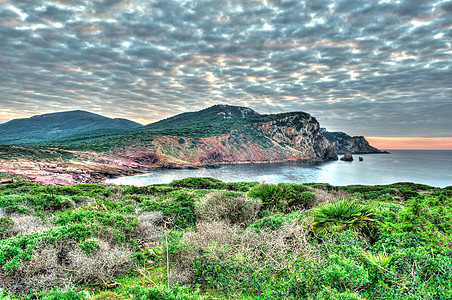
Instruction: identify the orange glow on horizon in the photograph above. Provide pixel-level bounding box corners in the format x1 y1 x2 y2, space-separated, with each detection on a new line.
366 137 452 150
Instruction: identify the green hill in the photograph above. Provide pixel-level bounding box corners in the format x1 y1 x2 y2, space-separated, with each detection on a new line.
0 110 143 145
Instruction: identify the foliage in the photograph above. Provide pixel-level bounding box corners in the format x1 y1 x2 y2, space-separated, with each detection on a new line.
35 288 86 300
311 199 377 235
248 183 316 211
319 254 369 290
247 183 284 211
138 198 195 229
0 193 74 215
169 177 258 192
0 289 11 300
316 287 366 300
78 238 100 255
0 181 451 299
127 285 202 300
92 291 126 300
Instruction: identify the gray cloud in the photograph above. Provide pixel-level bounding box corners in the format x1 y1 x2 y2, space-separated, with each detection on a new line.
0 0 451 136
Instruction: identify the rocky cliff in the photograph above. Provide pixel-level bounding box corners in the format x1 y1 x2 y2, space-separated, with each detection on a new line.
324 131 385 154
104 110 338 167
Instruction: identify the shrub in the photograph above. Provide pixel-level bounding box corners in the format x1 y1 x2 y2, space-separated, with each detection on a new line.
247 183 284 211
168 177 258 192
249 214 286 233
311 199 377 235
127 285 202 300
139 202 194 229
78 239 100 255
277 183 312 208
169 177 224 189
0 289 11 300
195 191 261 225
319 255 369 291
316 287 366 300
93 291 125 300
36 288 86 300
0 217 13 239
248 183 317 211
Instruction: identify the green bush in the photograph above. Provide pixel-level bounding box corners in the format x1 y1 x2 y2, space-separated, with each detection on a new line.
128 285 201 300
247 183 284 211
311 199 377 235
320 255 369 291
0 289 11 300
249 214 286 233
93 291 125 300
316 287 366 300
139 199 195 229
0 193 73 215
169 177 224 189
168 177 258 192
248 183 316 211
36 288 86 300
78 238 100 255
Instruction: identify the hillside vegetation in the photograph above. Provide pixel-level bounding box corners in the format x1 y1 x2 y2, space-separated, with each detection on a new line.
0 110 142 145
0 178 451 299
44 106 313 152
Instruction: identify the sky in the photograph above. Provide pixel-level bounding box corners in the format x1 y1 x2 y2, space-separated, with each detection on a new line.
0 0 451 149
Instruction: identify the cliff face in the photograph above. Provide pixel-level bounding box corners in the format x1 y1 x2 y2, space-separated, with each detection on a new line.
249 113 337 161
108 111 338 166
324 131 384 154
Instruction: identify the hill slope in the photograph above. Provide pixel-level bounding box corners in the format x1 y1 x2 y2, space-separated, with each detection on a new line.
0 110 142 145
48 105 338 166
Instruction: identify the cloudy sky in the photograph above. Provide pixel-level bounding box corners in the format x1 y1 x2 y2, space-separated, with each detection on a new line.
0 0 451 147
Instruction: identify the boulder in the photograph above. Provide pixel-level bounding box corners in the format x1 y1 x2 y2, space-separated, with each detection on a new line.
340 151 353 161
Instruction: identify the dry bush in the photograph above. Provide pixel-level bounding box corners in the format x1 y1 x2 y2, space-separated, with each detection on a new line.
183 221 239 251
308 187 349 207
131 212 164 244
170 221 240 284
195 191 261 225
170 217 317 285
233 218 316 271
10 240 75 294
68 238 134 286
6 215 48 236
5 237 134 294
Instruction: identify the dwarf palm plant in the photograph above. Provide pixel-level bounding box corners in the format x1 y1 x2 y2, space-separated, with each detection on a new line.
312 198 377 234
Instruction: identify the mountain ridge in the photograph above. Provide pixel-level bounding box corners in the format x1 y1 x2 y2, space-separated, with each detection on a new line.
1 105 385 169
0 110 143 145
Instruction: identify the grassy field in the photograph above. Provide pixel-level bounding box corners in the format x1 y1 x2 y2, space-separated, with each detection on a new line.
0 178 451 299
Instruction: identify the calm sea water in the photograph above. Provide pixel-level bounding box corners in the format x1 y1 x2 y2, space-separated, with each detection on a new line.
106 150 452 188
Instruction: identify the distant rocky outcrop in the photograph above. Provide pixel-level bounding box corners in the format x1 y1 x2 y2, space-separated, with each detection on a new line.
340 150 354 161
324 131 387 154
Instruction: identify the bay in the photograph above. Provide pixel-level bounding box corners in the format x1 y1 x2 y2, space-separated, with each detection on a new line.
106 150 452 188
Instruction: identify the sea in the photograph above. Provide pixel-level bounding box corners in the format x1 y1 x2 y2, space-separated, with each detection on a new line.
106 150 452 188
